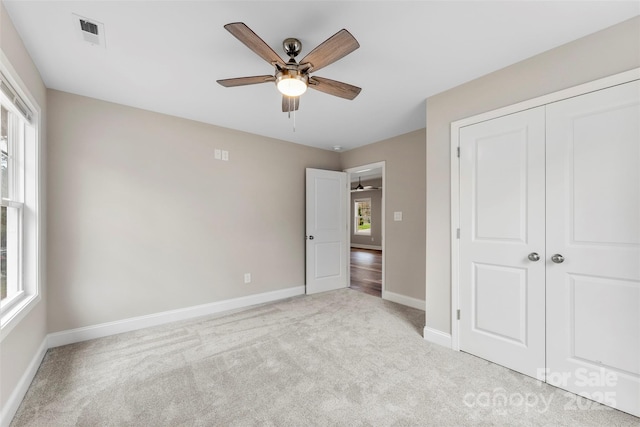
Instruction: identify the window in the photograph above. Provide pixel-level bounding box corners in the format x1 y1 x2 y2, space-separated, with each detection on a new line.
354 198 371 235
1 104 23 307
0 67 40 336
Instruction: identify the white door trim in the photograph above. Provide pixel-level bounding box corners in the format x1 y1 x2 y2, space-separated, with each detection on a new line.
449 68 640 351
345 161 386 295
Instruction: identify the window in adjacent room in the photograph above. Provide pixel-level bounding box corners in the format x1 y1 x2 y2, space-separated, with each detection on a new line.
354 198 371 235
0 68 40 334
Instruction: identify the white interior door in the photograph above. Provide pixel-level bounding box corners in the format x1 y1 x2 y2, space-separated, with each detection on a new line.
546 80 640 417
306 168 348 295
459 107 546 378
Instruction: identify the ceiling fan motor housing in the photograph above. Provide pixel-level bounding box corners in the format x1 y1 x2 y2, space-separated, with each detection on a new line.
276 68 308 84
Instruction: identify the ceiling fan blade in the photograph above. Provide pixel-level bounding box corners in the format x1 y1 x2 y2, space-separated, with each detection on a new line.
308 76 361 100
224 23 285 68
282 96 300 112
217 75 276 87
299 29 359 73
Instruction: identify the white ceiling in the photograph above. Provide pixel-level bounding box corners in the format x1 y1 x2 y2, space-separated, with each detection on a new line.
350 166 382 183
3 1 638 151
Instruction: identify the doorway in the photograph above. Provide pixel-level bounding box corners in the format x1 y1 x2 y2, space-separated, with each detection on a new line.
345 162 385 298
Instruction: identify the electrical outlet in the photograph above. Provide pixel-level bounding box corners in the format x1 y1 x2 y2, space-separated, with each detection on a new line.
222 150 229 161
394 211 403 221
244 273 251 284
214 149 221 160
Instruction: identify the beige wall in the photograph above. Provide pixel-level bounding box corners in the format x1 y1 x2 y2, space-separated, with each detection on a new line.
341 129 426 301
425 16 640 334
350 178 382 247
0 1 47 417
46 90 340 332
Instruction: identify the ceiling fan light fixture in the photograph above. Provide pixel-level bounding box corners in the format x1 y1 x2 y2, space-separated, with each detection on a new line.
217 23 361 111
276 71 308 97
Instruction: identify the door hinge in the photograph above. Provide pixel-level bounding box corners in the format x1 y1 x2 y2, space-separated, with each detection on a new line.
457 147 460 158
456 228 460 239
457 309 460 320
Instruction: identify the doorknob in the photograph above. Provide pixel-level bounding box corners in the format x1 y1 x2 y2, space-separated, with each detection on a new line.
551 254 564 264
528 252 540 262
308 235 314 240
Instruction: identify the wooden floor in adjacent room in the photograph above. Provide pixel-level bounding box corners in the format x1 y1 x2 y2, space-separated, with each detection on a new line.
350 248 382 298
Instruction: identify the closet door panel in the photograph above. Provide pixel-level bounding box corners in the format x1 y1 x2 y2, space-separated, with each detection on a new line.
546 80 640 417
459 107 546 378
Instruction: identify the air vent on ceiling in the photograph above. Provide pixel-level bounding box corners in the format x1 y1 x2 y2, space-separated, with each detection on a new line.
72 13 106 48
80 19 98 35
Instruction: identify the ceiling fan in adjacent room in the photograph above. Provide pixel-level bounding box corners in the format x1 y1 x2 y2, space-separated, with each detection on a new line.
217 22 362 113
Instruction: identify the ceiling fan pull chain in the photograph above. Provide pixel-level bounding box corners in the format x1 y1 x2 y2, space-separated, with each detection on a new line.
293 106 296 132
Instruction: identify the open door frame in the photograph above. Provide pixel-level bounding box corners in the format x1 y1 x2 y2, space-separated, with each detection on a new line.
344 161 386 295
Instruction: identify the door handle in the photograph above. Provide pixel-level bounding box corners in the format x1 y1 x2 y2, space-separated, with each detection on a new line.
551 254 564 264
308 235 314 240
528 252 540 262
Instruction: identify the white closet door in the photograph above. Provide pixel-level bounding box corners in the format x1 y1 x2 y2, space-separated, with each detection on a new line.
546 80 640 417
459 107 546 378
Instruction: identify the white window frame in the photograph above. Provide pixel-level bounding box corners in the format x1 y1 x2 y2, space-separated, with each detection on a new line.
354 198 372 236
1 104 25 312
0 53 41 341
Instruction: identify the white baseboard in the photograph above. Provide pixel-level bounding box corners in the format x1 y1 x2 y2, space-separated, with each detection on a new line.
382 290 425 310
350 244 382 250
1 337 48 427
423 326 452 349
47 285 305 348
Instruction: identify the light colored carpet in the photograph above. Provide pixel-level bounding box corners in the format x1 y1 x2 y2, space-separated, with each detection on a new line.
11 289 640 426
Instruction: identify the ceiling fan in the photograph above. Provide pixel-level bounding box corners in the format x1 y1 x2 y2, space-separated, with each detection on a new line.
217 23 362 113
351 176 382 192
354 177 364 190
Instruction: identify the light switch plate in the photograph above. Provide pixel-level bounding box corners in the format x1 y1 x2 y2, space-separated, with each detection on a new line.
394 211 403 221
214 149 221 160
222 150 229 161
